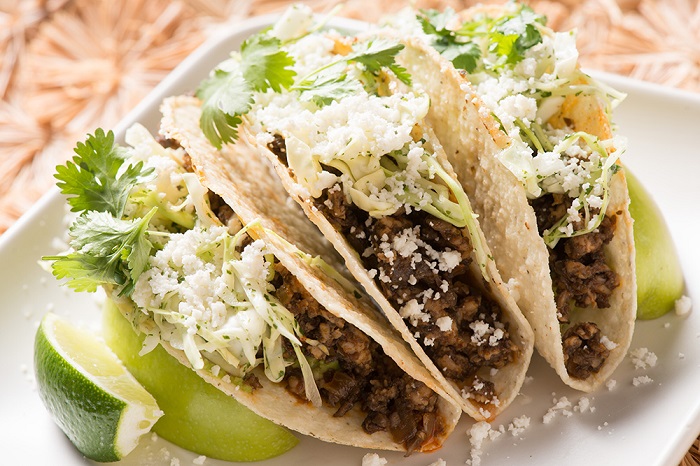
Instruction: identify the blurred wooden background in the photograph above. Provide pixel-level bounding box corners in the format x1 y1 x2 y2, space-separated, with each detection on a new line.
1 0 698 463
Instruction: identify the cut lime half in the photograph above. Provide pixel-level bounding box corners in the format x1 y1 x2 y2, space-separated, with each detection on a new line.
34 312 162 462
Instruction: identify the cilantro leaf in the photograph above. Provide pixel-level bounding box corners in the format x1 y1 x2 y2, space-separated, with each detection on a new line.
45 209 157 295
492 9 543 64
347 40 411 85
418 9 481 73
240 35 296 92
197 69 251 149
297 68 363 107
54 129 152 217
196 32 296 149
441 42 480 73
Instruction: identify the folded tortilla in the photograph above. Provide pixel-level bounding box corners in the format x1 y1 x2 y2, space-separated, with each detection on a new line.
384 4 636 391
156 97 461 452
191 15 535 421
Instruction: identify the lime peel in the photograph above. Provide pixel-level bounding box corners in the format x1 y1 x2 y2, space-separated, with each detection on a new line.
626 169 685 319
34 312 162 462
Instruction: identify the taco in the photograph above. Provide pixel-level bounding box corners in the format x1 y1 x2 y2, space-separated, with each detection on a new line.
191 5 534 420
46 120 461 453
382 3 636 391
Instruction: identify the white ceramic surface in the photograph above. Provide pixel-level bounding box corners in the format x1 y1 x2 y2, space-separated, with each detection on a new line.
2 15 699 466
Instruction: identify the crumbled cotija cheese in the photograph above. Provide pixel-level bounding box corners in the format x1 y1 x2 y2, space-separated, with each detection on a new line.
466 421 501 466
435 316 453 332
542 396 573 424
629 347 657 370
427 459 447 466
675 295 692 316
632 375 653 387
599 335 618 350
507 415 531 437
361 453 387 466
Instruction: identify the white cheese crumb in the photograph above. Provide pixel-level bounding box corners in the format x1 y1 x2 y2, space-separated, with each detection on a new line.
574 397 591 413
436 316 453 332
193 456 207 465
466 421 499 466
400 299 430 326
469 320 492 346
361 453 387 466
507 415 530 437
632 375 653 386
170 459 180 466
629 347 657 370
664 322 671 329
606 379 617 391
600 335 618 350
679 352 686 359
675 295 692 316
427 459 447 466
543 396 572 424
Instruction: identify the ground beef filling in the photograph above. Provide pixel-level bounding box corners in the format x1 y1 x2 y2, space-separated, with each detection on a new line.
314 185 518 403
271 263 443 453
561 322 610 379
530 193 619 379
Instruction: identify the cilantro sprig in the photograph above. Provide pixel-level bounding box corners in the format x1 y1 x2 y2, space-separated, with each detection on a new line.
418 9 481 73
418 5 545 72
45 209 157 295
196 33 296 149
45 129 159 296
55 129 152 217
293 39 412 107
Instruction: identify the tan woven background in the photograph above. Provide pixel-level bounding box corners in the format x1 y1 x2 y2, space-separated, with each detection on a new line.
2 0 699 462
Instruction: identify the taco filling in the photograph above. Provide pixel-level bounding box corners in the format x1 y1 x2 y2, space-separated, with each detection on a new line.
313 184 518 404
48 124 447 452
406 4 627 379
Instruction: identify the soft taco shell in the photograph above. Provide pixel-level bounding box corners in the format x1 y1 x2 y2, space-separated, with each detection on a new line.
394 14 636 392
156 95 461 452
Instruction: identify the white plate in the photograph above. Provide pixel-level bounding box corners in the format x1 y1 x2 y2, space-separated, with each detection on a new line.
2 15 699 466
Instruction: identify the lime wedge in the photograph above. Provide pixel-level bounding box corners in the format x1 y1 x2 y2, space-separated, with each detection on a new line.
34 312 162 462
102 299 299 461
626 169 685 319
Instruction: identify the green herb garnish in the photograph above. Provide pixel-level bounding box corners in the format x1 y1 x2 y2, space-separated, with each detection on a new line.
196 33 296 149
294 39 412 106
45 209 156 295
54 129 152 217
418 4 545 72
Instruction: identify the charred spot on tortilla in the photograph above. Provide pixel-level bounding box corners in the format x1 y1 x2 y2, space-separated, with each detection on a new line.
530 193 621 378
314 184 519 402
267 260 445 452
